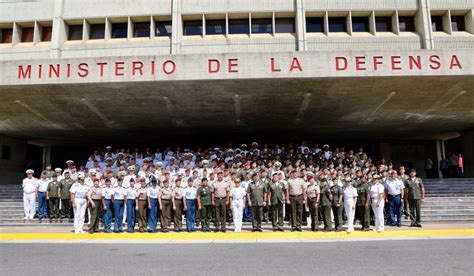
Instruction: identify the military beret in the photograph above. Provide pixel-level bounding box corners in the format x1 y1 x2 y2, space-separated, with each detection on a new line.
41 170 48 175
187 177 193 182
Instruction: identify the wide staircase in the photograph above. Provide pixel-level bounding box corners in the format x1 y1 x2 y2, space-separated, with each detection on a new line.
0 179 473 226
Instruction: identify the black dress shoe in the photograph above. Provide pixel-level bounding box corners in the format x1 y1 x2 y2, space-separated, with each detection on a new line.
416 223 422 228
252 229 257 232
257 229 263 232
291 228 296 232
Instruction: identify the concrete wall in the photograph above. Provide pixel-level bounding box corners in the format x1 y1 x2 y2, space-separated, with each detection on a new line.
0 135 27 185
460 129 474 178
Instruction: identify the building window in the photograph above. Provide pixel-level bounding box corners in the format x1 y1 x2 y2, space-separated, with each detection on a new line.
306 17 324 33
352 17 369 32
206 19 225 35
399 16 415 32
228 19 249 34
251 18 272 34
156 21 172 37
183 20 202 36
2 145 11 160
68 24 83 40
275 18 295 33
90 24 105 39
21 27 34 42
375 17 392 32
41 26 52 41
431 16 443 32
1 28 13 43
451 16 466 32
112 23 127 38
134 22 150 37
328 17 347 32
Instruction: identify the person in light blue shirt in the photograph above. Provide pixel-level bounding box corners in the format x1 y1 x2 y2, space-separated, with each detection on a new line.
101 179 114 233
184 177 197 232
126 179 137 232
112 178 127 233
37 171 50 221
147 178 160 232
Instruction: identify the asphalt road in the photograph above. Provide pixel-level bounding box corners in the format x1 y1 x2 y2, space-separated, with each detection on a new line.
1 239 473 275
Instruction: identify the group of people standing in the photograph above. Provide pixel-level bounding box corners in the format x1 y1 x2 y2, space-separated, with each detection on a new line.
21 143 426 234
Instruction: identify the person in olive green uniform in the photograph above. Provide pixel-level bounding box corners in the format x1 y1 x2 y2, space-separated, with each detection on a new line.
197 178 212 232
319 179 333 231
159 179 173 232
398 166 410 218
330 178 343 231
306 173 320 231
59 171 75 222
406 169 425 227
87 179 102 233
46 174 61 222
247 173 266 232
356 177 371 231
266 172 287 231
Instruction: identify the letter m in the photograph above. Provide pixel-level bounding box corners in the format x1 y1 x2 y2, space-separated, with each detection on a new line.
18 65 32 79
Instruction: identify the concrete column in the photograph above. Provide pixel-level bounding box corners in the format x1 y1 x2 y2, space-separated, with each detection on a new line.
466 10 473 34
42 145 51 169
417 0 434 49
295 0 306 51
460 130 474 178
33 21 41 44
379 143 392 163
50 0 65 58
443 10 452 34
171 0 182 54
435 139 445 178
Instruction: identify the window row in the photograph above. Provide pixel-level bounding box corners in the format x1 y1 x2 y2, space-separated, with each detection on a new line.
0 11 471 44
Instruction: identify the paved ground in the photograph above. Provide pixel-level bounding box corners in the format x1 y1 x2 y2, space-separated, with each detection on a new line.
1 239 473 275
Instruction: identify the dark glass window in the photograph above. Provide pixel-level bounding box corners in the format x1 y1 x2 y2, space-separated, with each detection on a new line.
275 18 295 33
328 17 347 32
251 18 272 34
375 17 392 32
228 19 249 34
68 25 83 40
431 16 443 32
451 16 466 32
156 21 172 36
306 17 324 33
352 17 369 32
90 24 105 39
183 20 202 36
21 27 34 42
1 28 13 43
112 23 127 38
399 16 415 32
2 145 11 160
41 26 52 41
134 22 150 37
206 20 225 35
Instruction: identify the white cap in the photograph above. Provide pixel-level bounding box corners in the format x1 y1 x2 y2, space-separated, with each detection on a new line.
26 169 34 174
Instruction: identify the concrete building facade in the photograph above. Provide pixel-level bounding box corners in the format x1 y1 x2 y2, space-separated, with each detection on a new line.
0 0 473 183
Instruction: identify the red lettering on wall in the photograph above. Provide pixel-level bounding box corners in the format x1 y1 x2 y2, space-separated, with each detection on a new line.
208 59 220 73
228 59 238 73
449 55 462 69
391 56 401 70
38 65 42 79
66 64 71 78
77 63 89 77
151 61 155 75
373 56 383 71
18 65 32 79
132 61 144 76
355 56 366 71
429 55 441 70
115 62 125 76
163 60 176 75
48 64 60 78
408 56 421 70
289 58 302 72
270 58 281 72
97 62 107 77
335 57 347 71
